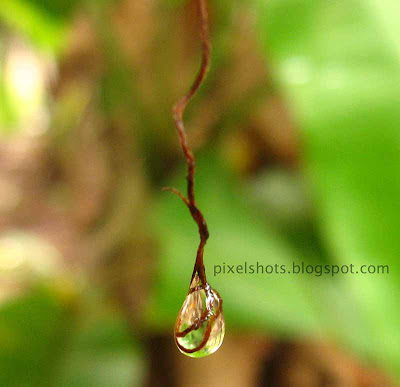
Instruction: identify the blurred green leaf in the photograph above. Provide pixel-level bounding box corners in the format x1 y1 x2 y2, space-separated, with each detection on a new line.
56 296 144 387
0 286 143 387
0 286 70 386
23 0 82 19
0 0 119 51
0 66 19 132
255 0 400 379
0 0 67 51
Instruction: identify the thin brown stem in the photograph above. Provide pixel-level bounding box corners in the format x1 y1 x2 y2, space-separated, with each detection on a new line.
166 0 211 286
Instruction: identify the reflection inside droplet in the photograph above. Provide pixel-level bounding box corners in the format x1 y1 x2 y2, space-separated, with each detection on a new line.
174 274 225 358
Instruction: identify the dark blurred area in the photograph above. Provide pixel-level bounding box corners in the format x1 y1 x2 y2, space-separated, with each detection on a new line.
0 0 399 386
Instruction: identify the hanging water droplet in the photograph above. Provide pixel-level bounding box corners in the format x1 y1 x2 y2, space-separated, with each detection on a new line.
174 273 225 358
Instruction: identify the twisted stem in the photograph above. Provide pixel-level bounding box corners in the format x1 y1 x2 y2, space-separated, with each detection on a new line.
164 0 211 286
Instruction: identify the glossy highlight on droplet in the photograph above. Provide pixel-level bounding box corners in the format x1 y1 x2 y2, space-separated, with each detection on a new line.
174 274 225 358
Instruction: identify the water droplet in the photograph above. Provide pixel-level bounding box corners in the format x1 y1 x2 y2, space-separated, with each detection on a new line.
174 274 225 358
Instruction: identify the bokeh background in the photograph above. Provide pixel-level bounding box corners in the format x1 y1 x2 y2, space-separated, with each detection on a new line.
0 0 399 386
